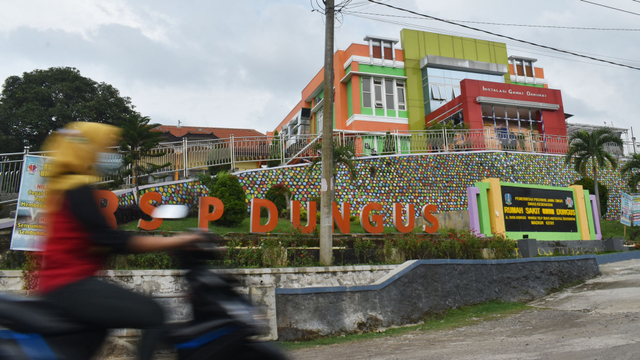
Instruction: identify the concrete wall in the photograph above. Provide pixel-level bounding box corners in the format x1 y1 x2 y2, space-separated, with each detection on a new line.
0 258 601 342
275 257 600 340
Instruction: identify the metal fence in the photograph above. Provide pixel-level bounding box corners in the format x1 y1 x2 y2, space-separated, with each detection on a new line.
0 129 636 205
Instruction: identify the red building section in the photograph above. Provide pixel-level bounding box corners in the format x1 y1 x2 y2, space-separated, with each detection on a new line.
427 79 566 136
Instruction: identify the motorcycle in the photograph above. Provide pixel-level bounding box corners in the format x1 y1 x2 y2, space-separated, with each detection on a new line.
0 206 288 360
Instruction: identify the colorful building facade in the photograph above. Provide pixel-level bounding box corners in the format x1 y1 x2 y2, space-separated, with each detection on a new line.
275 29 566 141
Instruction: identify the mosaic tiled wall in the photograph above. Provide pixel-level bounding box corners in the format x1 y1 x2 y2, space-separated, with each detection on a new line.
116 181 209 208
113 152 632 225
236 152 632 224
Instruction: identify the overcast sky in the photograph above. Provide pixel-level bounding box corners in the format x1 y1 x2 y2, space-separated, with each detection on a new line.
1 0 639 137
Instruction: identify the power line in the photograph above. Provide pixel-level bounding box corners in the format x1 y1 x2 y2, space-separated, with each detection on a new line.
344 10 640 31
579 0 640 17
366 0 640 71
344 11 640 66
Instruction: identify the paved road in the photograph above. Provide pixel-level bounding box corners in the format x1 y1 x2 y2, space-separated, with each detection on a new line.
288 259 640 360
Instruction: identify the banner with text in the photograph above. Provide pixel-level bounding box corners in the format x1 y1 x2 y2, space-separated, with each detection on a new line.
621 193 633 226
10 155 52 251
502 185 578 233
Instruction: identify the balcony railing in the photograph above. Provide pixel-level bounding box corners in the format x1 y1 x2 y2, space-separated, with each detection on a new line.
0 129 636 204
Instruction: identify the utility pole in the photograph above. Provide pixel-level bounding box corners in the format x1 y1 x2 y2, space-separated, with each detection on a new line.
320 0 335 265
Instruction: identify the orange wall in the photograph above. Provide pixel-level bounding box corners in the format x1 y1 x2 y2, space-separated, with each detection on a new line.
348 121 409 132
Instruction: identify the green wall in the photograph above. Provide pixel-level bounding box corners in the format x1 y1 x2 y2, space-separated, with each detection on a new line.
400 29 509 131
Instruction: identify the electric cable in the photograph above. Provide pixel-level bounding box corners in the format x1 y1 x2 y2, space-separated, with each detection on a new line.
344 10 640 31
366 0 640 71
345 11 640 67
579 0 640 17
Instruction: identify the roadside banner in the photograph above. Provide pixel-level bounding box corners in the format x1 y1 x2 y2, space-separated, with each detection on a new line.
633 195 640 226
621 193 633 226
10 155 52 251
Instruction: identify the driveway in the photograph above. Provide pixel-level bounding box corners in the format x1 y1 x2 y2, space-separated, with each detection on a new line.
288 259 640 360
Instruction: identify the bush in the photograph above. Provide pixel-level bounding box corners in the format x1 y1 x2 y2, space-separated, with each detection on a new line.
114 204 145 225
573 177 608 216
265 183 290 217
207 171 247 227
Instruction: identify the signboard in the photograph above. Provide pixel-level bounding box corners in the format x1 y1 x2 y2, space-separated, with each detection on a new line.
621 193 633 226
633 195 640 225
10 155 52 251
502 185 578 233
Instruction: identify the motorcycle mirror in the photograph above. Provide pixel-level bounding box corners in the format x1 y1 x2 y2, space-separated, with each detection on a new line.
151 204 190 219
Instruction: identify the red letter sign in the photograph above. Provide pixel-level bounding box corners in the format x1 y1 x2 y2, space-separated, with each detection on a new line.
422 204 439 234
393 203 415 233
291 200 317 234
198 196 224 230
94 190 118 230
250 198 278 233
333 202 351 234
360 203 383 234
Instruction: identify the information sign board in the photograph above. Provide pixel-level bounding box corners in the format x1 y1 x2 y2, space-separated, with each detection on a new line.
502 185 578 233
10 155 52 251
621 193 633 226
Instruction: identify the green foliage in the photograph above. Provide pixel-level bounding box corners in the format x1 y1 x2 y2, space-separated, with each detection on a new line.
572 177 609 216
621 153 640 192
208 171 248 226
119 114 170 201
265 183 290 217
307 143 357 180
0 67 135 152
108 252 179 270
353 237 377 263
267 130 282 168
565 128 623 217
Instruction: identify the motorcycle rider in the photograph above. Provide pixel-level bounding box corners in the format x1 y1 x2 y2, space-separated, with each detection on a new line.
37 122 202 359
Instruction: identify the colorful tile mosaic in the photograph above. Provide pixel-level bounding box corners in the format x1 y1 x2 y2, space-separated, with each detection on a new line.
235 152 632 225
116 181 209 209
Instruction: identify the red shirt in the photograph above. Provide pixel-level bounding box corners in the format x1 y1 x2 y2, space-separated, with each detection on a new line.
38 186 130 293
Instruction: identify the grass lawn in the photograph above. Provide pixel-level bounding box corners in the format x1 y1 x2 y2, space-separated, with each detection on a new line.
119 216 421 234
276 301 530 351
600 219 638 241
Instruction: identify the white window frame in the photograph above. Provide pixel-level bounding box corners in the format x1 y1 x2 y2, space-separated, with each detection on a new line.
373 78 383 109
362 76 372 108
396 80 406 111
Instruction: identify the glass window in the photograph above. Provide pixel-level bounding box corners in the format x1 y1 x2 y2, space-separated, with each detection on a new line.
430 84 442 101
385 79 394 110
397 81 406 111
374 78 383 108
428 68 445 77
453 86 461 98
362 77 371 108
316 109 323 133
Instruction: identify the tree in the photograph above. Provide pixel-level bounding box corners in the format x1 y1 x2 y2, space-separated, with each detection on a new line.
208 171 247 226
307 142 357 209
621 153 640 193
119 114 170 203
308 142 357 181
565 128 623 218
267 130 281 167
0 67 135 152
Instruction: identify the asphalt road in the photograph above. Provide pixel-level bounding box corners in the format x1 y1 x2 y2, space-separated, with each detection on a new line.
288 259 640 360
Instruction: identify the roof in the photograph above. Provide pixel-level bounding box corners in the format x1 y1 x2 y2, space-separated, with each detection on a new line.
153 125 264 139
566 122 628 136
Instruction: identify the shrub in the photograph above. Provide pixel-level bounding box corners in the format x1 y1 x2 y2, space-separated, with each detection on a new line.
114 204 145 225
207 171 247 226
265 183 290 217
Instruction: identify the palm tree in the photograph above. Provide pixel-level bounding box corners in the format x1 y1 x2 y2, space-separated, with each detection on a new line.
621 153 640 193
119 114 170 203
307 142 357 204
565 128 623 217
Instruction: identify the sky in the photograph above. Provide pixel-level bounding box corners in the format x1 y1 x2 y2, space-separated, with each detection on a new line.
1 0 639 137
